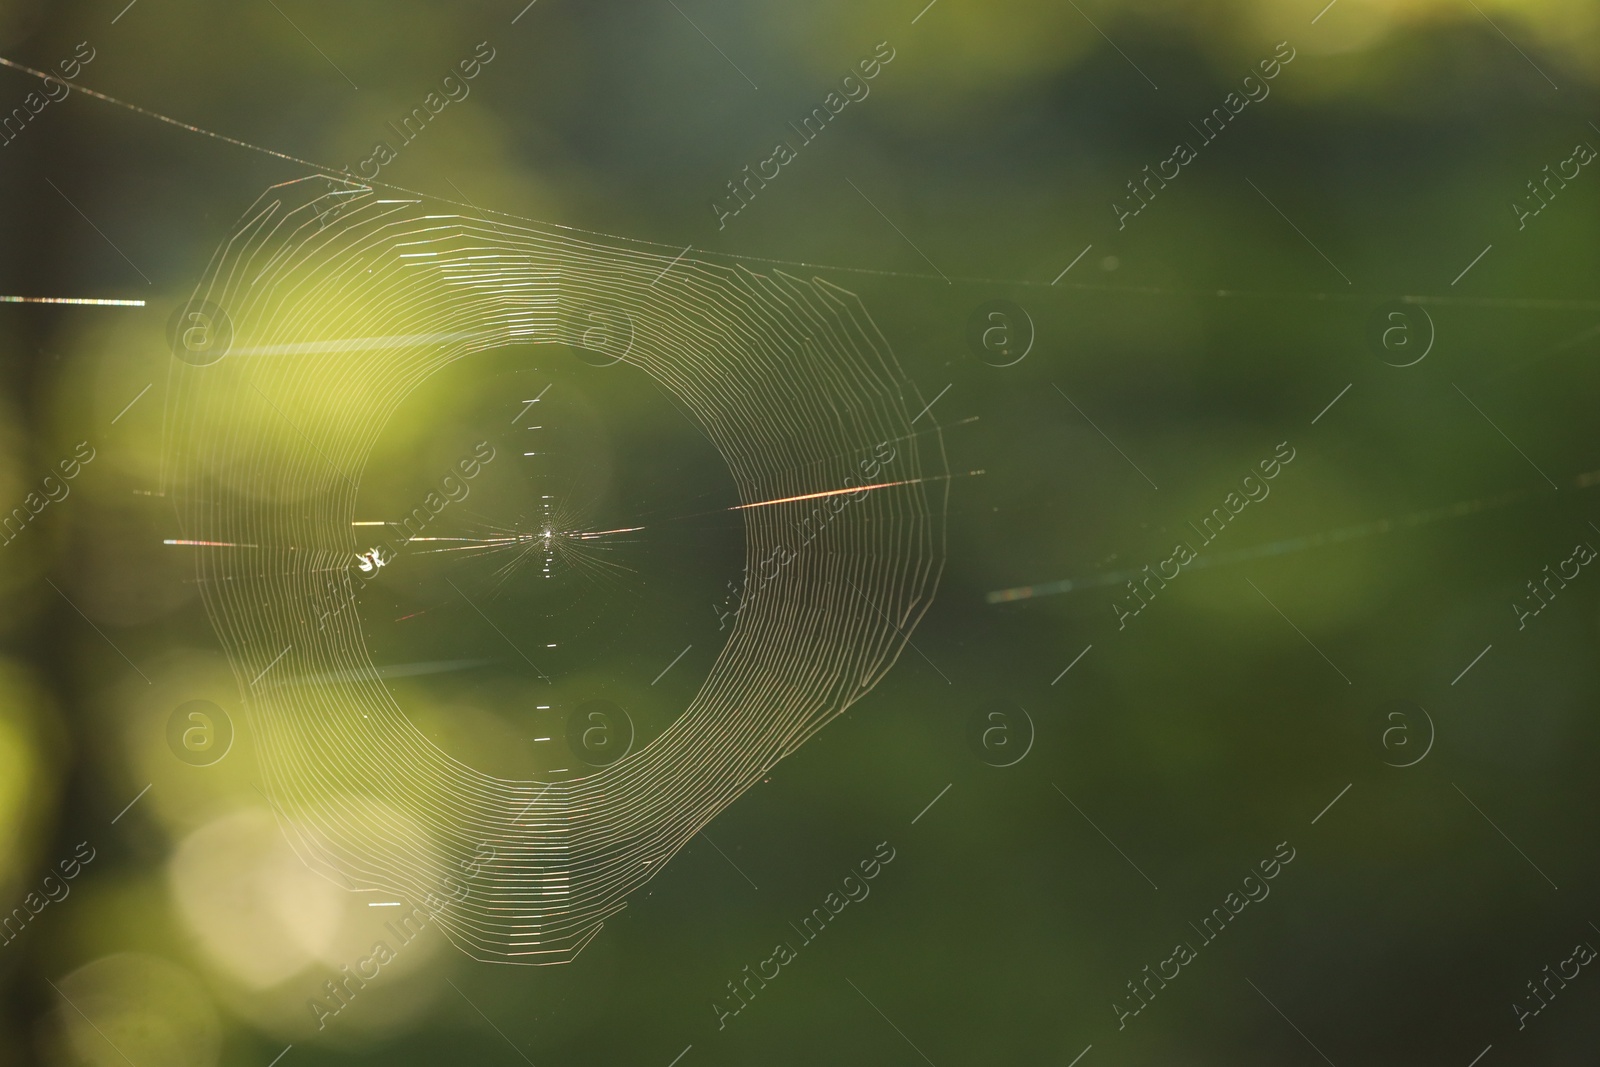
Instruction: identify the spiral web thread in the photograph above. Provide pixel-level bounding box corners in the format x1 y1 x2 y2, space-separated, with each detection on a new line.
165 175 948 963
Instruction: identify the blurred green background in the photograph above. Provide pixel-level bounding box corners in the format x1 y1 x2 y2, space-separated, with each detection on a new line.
2 0 1600 1063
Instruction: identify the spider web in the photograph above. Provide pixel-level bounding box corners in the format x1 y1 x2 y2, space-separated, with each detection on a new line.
165 174 949 964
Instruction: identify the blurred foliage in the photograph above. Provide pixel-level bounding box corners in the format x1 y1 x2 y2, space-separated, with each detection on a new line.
0 0 1598 1065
